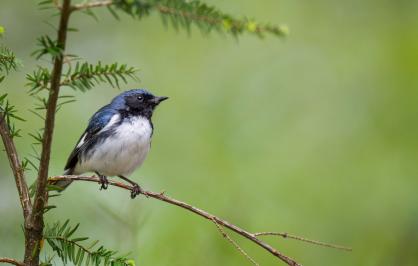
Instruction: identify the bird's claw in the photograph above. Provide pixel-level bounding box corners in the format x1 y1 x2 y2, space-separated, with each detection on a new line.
131 183 143 199
99 175 109 190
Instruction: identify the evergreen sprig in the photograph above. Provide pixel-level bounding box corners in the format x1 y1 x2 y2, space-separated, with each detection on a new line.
26 61 138 94
110 0 288 37
44 220 134 266
0 45 20 83
0 43 23 138
0 94 25 138
61 61 139 91
32 35 63 60
26 67 51 94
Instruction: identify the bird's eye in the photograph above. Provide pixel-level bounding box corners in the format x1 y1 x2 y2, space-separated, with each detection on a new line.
137 96 143 101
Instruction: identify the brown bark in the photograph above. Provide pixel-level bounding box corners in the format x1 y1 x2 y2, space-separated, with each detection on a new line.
0 115 31 217
24 1 72 265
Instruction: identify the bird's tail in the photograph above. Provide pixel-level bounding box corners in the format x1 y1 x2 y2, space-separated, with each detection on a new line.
51 169 74 190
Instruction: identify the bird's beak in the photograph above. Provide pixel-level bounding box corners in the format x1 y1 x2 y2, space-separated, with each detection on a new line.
153 96 169 104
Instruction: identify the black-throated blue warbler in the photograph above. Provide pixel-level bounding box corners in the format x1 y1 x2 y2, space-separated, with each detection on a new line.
55 89 168 198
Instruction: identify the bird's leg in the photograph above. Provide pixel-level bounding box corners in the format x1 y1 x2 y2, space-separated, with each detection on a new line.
118 175 143 199
96 172 109 190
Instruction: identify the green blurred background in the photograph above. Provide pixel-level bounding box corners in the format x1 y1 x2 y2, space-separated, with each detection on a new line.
1 1 418 265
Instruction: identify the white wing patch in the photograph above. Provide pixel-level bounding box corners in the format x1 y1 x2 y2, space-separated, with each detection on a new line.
75 114 120 149
76 133 86 148
98 114 120 134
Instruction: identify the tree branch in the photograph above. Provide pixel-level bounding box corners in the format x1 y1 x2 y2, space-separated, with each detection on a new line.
26 0 73 265
71 0 112 11
212 218 259 266
69 1 286 37
32 0 71 226
71 0 257 30
254 232 352 251
0 257 25 266
0 113 31 218
49 175 301 266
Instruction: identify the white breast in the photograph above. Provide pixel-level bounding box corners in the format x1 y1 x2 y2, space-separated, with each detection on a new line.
75 115 153 177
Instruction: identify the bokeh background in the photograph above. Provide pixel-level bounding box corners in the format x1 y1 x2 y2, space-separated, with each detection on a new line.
1 1 418 265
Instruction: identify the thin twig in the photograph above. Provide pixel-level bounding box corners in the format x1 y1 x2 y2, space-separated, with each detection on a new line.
211 217 259 266
71 0 112 11
0 257 25 266
49 175 301 266
254 232 352 251
0 113 32 218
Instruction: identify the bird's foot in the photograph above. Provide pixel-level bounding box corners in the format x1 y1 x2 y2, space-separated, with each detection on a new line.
98 175 109 190
131 183 143 199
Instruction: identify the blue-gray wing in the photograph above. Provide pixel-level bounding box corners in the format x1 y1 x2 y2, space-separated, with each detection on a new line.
64 105 117 173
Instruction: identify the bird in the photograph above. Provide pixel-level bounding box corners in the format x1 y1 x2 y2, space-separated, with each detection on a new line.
55 89 168 198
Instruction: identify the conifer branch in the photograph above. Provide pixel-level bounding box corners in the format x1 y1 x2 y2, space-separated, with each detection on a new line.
0 46 18 71
0 94 25 138
69 0 287 38
26 62 138 94
26 67 51 94
0 46 20 83
32 0 71 223
44 220 133 266
27 0 73 265
31 35 63 60
49 175 302 266
153 3 286 37
61 62 139 91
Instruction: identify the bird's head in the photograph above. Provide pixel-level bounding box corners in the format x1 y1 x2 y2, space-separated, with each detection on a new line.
111 89 168 118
